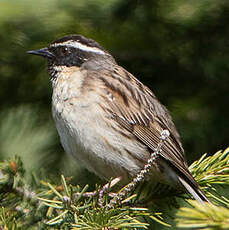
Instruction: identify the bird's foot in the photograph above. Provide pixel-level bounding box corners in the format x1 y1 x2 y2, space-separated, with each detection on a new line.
73 177 121 208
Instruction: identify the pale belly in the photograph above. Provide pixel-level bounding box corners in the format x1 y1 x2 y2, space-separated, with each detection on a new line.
52 98 151 182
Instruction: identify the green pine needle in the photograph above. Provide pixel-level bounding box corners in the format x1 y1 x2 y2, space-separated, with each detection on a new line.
189 147 229 187
176 200 229 229
0 144 229 229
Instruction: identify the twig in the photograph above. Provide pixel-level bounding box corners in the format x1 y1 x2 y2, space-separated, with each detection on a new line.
73 177 121 207
107 129 170 209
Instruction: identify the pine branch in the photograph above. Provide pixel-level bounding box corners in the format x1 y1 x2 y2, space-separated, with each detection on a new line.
188 147 229 205
189 147 229 187
176 200 229 229
38 175 169 229
1 147 229 229
176 147 229 229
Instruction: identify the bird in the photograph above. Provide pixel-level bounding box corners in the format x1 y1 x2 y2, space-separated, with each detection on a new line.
27 34 209 203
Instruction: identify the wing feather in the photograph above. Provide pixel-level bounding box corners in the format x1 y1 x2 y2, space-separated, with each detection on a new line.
85 65 198 187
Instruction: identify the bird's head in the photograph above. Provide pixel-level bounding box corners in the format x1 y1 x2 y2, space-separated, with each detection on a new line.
27 35 114 80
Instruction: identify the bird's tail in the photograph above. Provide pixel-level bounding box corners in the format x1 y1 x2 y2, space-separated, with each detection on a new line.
178 176 210 203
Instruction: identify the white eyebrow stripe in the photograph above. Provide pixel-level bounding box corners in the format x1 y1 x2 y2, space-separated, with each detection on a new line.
52 40 106 55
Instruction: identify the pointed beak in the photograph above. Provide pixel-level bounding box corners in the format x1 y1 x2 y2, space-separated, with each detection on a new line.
27 48 55 59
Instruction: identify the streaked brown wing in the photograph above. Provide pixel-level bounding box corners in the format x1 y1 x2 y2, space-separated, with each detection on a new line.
87 65 198 187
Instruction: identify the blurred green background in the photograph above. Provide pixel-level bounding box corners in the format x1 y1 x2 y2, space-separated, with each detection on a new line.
0 0 228 179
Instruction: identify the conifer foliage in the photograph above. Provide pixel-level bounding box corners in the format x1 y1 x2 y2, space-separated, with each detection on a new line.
0 147 229 229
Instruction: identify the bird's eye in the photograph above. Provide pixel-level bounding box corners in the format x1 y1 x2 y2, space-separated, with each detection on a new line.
61 47 69 55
